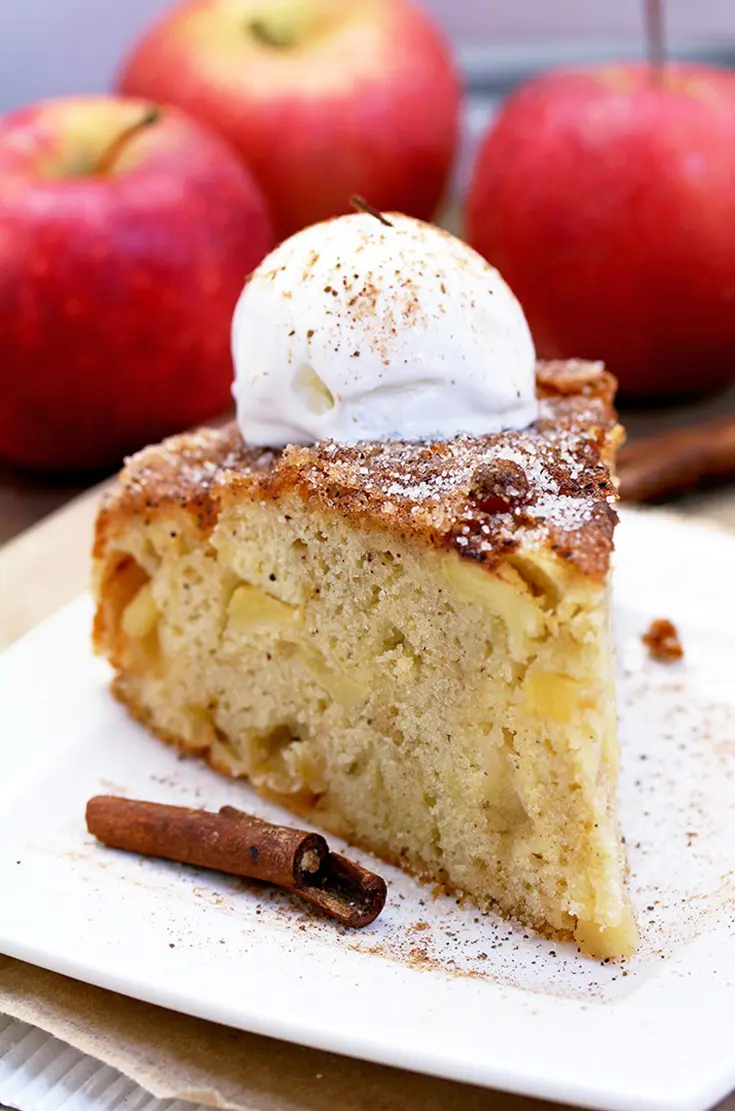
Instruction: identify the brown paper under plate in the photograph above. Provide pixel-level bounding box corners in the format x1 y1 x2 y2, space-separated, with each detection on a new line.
1 482 734 1111
0 957 567 1111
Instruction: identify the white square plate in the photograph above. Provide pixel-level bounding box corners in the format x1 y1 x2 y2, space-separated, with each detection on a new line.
0 510 733 1111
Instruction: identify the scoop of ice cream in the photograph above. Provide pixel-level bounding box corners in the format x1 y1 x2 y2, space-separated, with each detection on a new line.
232 211 537 446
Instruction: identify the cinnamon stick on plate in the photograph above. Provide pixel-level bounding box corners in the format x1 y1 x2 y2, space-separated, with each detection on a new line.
86 796 387 928
617 415 735 503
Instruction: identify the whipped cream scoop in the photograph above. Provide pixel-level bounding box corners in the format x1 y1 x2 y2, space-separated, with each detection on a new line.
232 212 537 447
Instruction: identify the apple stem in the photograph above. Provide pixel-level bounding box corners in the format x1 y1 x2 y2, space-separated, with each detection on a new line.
644 0 666 83
95 106 160 175
350 196 393 228
248 18 297 47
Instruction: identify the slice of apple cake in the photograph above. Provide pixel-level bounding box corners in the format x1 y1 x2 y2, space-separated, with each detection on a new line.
93 360 637 957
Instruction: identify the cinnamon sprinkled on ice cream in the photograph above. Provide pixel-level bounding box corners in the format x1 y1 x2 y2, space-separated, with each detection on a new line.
232 213 537 447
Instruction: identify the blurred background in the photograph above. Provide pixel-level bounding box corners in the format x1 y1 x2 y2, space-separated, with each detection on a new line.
4 0 735 188
2 0 735 543
4 0 735 112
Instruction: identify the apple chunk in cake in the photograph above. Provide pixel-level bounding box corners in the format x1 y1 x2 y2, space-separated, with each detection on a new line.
93 360 637 958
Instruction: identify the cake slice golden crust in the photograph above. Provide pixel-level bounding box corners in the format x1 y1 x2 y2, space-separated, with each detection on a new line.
93 360 637 958
94 360 620 579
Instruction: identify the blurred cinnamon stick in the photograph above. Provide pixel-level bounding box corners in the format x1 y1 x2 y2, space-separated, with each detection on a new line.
617 415 735 503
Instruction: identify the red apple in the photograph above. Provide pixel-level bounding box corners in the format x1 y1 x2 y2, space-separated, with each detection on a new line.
117 0 460 239
0 95 273 470
467 64 735 400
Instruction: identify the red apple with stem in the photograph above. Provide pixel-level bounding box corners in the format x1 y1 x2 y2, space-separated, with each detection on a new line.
117 0 461 240
467 0 735 401
0 96 273 470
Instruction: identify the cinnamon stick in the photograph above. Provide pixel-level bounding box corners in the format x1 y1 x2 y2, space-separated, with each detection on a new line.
86 796 386 928
617 415 735 503
218 805 386 927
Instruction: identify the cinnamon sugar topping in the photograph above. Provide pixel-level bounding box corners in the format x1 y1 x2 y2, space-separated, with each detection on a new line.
97 361 621 580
